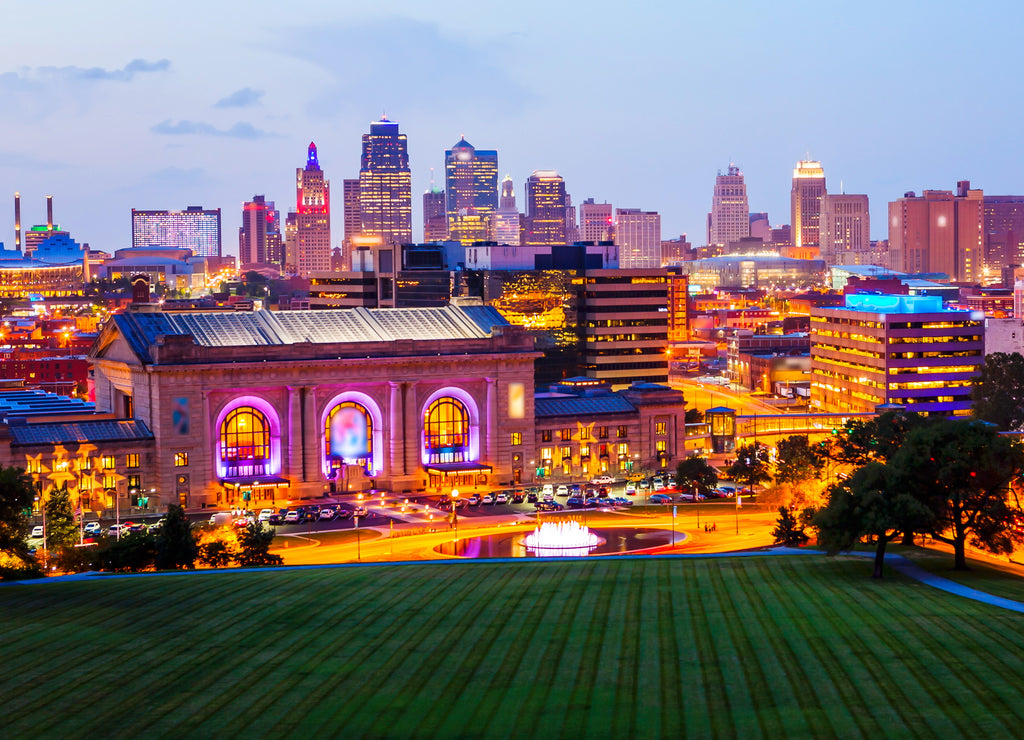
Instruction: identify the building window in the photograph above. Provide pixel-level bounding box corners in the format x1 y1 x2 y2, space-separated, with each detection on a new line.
81 458 92 471
26 460 41 474
325 401 373 471
102 455 116 470
103 475 117 489
541 430 553 442
656 440 667 452
656 422 667 435
563 460 571 475
174 452 189 467
560 446 571 459
540 447 553 461
127 474 141 490
617 425 628 438
79 476 93 492
126 454 140 468
423 397 470 464
220 406 271 475
617 443 629 456
579 427 591 441
580 445 590 458
598 426 608 439
561 428 573 440
511 432 522 446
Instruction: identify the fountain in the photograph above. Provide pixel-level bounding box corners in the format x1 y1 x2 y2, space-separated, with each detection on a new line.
522 520 603 557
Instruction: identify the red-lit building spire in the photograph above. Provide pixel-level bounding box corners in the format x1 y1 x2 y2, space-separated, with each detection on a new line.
306 141 320 171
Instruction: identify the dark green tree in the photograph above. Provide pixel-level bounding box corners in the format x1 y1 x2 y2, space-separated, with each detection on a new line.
684 407 705 424
101 530 157 572
726 443 771 493
198 539 235 568
971 352 1024 431
833 410 927 467
774 435 825 486
675 455 718 497
814 462 934 578
44 486 79 550
771 506 809 547
154 505 197 570
236 522 282 567
889 418 1024 570
0 465 36 563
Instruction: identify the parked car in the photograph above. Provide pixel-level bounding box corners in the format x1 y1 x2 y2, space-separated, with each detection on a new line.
30 525 44 538
336 508 354 519
107 524 125 537
84 521 102 536
590 475 615 485
319 507 337 520
284 510 301 523
495 492 509 504
624 482 637 495
352 506 368 518
612 497 633 507
511 492 525 504
467 494 481 506
652 479 665 491
526 492 538 504
556 485 569 497
566 496 584 509
568 484 582 495
535 501 564 512
649 493 673 504
678 492 706 502
258 509 274 522
541 483 554 498
480 493 493 505
638 480 651 492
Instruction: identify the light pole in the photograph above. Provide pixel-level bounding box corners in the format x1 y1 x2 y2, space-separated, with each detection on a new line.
451 489 459 543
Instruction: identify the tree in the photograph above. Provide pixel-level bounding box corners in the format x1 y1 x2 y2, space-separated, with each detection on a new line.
154 505 197 570
814 462 933 578
833 410 927 467
198 539 235 568
675 455 718 497
44 486 79 550
774 435 825 486
971 352 1024 431
101 530 157 572
771 506 809 547
0 465 35 561
889 418 1024 570
726 443 771 492
236 522 282 567
684 407 705 424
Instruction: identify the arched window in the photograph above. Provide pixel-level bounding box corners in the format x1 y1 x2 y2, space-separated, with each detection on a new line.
424 397 470 463
220 406 271 476
325 401 373 471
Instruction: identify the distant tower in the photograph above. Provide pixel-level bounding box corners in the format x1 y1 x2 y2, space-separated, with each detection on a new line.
791 160 827 255
489 175 521 245
615 208 662 268
46 195 53 231
294 141 331 275
821 193 870 266
524 170 568 246
13 192 21 252
579 198 614 242
444 137 498 228
499 175 516 211
423 186 447 242
341 178 361 257
239 195 282 266
359 117 412 245
709 164 749 249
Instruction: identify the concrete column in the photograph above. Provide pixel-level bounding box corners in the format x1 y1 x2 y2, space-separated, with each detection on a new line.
286 386 303 481
388 381 404 477
403 382 420 480
301 386 318 483
486 377 498 464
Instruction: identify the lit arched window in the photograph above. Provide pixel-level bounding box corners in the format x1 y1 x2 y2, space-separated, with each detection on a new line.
325 402 372 470
220 407 270 474
424 397 470 463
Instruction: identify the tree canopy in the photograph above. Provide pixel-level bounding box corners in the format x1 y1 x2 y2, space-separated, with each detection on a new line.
155 505 197 570
675 456 718 497
971 352 1024 431
726 443 772 491
44 486 79 550
0 465 35 561
774 435 825 486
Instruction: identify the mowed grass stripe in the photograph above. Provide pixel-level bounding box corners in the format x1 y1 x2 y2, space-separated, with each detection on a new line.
668 561 715 738
654 561 684 737
684 559 737 738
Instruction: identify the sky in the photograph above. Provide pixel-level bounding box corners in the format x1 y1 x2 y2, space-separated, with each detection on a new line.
1 0 1022 255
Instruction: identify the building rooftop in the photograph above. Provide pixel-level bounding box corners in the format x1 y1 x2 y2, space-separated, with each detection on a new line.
10 418 153 446
0 389 95 422
534 395 636 418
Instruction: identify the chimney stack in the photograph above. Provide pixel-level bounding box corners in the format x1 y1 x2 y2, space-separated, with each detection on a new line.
14 192 21 252
46 195 53 231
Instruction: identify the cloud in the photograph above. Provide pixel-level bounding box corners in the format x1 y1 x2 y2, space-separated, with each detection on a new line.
214 87 264 108
0 58 170 90
151 119 277 139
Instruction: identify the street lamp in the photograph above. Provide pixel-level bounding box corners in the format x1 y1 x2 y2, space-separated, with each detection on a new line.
451 489 459 543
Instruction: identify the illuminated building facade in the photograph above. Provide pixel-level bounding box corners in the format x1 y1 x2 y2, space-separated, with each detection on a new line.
445 138 498 228
131 206 222 257
982 195 1024 272
820 193 870 266
341 178 361 261
489 176 521 245
615 209 662 268
790 160 826 257
810 294 984 415
239 195 282 266
293 142 332 276
359 117 412 246
888 182 983 283
525 170 568 246
579 199 614 243
423 187 447 242
708 164 749 248
90 305 538 506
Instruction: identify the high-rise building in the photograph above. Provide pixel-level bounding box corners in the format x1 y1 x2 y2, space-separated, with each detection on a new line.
661 234 692 265
131 206 221 257
445 138 498 226
359 117 412 246
564 193 578 244
708 164 749 248
293 142 331 276
489 175 521 245
888 182 983 283
423 187 447 242
615 209 662 268
749 213 771 243
790 160 826 257
239 195 282 267
342 178 361 253
983 195 1024 272
820 193 870 266
579 199 614 243
499 175 516 211
525 170 567 246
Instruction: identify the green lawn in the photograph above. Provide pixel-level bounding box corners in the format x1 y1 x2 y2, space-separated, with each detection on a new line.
891 545 1024 602
4 555 1024 738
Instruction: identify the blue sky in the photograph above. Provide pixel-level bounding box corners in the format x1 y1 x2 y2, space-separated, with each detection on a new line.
0 0 1020 254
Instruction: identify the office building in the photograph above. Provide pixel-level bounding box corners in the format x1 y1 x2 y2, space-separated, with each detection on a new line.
423 187 447 242
810 293 983 415
615 209 662 268
359 117 412 246
342 178 361 260
790 160 826 257
708 164 750 248
445 138 498 226
131 206 222 257
820 193 870 266
524 170 568 246
661 235 692 265
888 182 983 283
239 195 282 267
749 213 771 243
293 142 331 276
983 195 1024 272
489 176 521 245
579 199 614 243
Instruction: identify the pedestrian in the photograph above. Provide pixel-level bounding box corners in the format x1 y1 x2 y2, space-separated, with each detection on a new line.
712 522 717 532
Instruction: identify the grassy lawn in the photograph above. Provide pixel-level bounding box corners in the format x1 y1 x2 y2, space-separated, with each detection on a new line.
4 555 1024 738
890 545 1024 603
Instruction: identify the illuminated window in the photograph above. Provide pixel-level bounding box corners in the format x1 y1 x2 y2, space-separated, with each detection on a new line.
617 426 628 438
423 397 470 464
541 430 553 442
579 427 591 441
656 440 667 452
79 476 93 492
617 443 629 456
325 402 373 471
103 475 117 489
541 447 553 461
126 454 139 468
561 428 573 440
511 432 522 446
220 406 271 475
598 426 608 439
655 422 667 435
174 452 189 467
128 474 141 489
26 460 41 474
102 455 116 470
580 445 590 458
560 446 571 459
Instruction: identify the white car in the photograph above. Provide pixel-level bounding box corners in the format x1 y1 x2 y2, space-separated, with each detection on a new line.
495 492 509 504
556 485 569 496
541 484 554 498
652 480 665 491
590 475 615 485
84 522 102 536
482 494 494 504
30 525 44 538
107 524 125 537
283 510 301 523
258 509 274 522
625 482 637 495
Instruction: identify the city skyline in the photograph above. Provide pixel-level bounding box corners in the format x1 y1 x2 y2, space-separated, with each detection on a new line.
1 1 1022 255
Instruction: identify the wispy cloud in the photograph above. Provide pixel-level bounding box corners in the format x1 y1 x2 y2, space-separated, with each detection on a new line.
0 58 170 91
214 87 264 108
151 119 277 139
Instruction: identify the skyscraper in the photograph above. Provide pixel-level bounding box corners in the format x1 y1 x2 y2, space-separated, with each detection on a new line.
790 160 826 257
423 187 447 242
445 138 497 220
525 170 567 246
615 208 662 268
820 193 870 266
579 199 615 242
294 142 331 275
131 206 221 256
359 117 412 245
239 195 282 266
983 195 1024 271
888 182 983 283
708 164 749 249
342 178 361 256
489 175 521 245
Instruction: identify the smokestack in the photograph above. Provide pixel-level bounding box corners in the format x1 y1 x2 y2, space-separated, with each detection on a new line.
14 192 21 252
46 195 53 231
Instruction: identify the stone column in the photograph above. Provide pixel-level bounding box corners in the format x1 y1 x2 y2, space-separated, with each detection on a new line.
403 382 420 481
388 381 404 477
301 386 318 484
286 386 303 481
486 377 498 464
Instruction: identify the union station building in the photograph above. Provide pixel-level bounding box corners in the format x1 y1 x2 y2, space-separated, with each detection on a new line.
0 301 695 513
